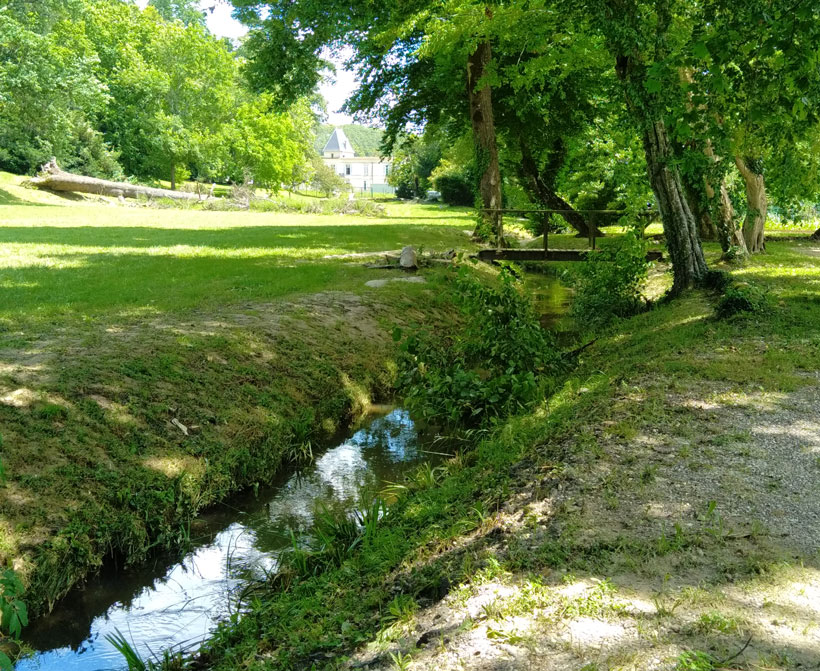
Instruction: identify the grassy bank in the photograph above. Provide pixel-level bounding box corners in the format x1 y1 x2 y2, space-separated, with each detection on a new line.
191 236 820 671
0 172 475 615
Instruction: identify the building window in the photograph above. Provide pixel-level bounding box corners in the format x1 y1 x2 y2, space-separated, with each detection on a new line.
345 164 351 176
364 165 369 176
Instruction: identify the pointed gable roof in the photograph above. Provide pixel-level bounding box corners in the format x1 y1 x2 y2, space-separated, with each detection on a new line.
323 128 354 155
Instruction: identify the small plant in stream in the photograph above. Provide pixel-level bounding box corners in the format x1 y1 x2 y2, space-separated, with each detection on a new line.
106 629 149 671
397 266 566 425
569 230 650 329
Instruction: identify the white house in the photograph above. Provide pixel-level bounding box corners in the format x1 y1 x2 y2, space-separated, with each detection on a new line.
321 128 393 193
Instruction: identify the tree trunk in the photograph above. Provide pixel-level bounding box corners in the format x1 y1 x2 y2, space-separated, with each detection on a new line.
171 161 177 191
32 159 200 201
709 178 747 254
684 179 718 242
518 140 596 237
734 156 767 253
643 120 708 292
616 52 707 292
467 37 503 247
696 142 746 255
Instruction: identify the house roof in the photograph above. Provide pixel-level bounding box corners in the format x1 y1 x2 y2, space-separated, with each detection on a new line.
323 128 354 155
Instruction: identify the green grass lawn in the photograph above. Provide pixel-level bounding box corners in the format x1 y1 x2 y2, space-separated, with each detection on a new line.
0 172 474 328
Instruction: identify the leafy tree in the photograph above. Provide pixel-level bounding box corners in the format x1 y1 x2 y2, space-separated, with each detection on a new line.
0 5 114 175
201 95 315 190
489 14 621 237
389 135 442 198
310 157 348 196
148 0 206 26
682 0 820 253
230 0 504 238
99 11 237 187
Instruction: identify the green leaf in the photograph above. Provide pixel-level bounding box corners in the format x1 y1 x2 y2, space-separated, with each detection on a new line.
692 41 709 60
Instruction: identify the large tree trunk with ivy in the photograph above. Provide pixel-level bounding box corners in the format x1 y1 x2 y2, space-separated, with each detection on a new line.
642 119 708 292
518 140 597 238
735 156 767 253
616 51 707 292
467 38 503 245
709 177 747 255
700 143 746 255
32 159 200 201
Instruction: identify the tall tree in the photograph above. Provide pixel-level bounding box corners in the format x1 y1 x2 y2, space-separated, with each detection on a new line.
0 2 114 175
231 0 506 240
148 0 206 27
678 0 820 253
589 0 708 291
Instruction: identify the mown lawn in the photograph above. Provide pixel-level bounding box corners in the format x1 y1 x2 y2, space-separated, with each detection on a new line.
0 172 475 327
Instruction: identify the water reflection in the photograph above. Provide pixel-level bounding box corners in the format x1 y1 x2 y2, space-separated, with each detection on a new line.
19 409 424 671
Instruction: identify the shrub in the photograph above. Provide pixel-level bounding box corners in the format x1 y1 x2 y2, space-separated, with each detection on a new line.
310 157 349 197
715 282 768 319
434 172 475 206
702 269 732 292
569 231 649 329
397 267 566 425
395 180 415 199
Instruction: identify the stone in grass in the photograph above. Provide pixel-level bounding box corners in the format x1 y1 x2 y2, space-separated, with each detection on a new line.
399 246 418 269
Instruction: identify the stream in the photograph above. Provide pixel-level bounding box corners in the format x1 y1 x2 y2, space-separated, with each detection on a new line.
17 274 571 670
17 408 436 671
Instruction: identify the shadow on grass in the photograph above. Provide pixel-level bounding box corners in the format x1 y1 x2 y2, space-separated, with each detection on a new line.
0 224 468 251
0 188 52 207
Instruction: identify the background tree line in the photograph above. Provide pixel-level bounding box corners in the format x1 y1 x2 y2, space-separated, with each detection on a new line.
0 0 316 191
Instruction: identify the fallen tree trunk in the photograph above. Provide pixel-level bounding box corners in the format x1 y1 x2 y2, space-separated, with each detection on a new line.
32 159 201 201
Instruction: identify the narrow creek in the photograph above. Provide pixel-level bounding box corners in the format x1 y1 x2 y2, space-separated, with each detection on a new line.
17 273 572 670
18 408 438 671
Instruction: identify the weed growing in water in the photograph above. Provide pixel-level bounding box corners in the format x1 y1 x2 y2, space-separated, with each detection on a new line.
569 230 650 329
398 266 566 425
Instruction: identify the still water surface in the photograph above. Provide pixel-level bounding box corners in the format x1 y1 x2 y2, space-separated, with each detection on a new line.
18 409 432 671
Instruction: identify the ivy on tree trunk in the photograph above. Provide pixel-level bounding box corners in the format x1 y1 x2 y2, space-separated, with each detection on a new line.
467 36 502 246
642 119 708 292
616 51 708 292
